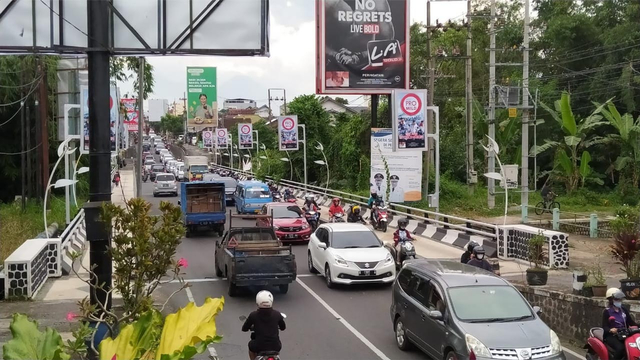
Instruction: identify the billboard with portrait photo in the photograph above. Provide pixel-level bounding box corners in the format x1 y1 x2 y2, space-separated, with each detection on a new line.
216 128 228 149
278 116 299 151
187 67 218 132
392 89 427 151
316 0 410 95
238 123 253 149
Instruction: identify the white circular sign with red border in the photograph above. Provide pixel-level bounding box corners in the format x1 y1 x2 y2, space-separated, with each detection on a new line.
281 117 295 131
217 129 226 137
203 131 212 139
401 93 422 116
240 124 251 135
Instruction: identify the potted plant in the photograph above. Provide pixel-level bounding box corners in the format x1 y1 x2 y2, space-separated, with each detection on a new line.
526 232 548 286
589 264 608 297
610 205 640 299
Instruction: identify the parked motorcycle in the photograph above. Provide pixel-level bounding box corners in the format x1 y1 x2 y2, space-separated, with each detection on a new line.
331 212 346 223
305 210 320 230
371 204 389 232
585 326 640 360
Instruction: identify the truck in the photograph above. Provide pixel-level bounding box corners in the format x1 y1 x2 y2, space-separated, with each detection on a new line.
184 155 209 181
179 181 226 237
214 213 297 297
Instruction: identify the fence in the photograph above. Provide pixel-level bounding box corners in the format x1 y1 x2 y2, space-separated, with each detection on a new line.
525 206 613 238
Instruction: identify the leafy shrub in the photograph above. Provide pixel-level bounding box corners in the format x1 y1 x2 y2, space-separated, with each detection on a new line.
610 205 640 278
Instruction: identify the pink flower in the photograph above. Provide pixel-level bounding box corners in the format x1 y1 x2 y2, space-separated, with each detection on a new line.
112 355 117 360
177 258 188 268
66 312 78 322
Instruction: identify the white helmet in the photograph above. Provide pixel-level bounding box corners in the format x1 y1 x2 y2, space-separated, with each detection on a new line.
256 290 273 309
606 287 625 300
305 194 315 200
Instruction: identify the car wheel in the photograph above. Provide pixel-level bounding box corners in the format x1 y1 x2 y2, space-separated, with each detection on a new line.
228 281 238 297
325 265 334 289
153 194 157 198
279 284 289 294
446 350 458 360
395 317 412 350
308 252 319 274
215 260 223 277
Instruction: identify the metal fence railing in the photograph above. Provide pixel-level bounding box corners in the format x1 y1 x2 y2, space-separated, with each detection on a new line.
525 205 613 238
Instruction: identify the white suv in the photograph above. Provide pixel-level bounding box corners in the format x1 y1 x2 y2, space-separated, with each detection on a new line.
153 173 178 197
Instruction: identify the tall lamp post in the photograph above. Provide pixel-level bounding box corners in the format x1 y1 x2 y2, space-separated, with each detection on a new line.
233 144 241 170
259 143 269 173
482 135 508 227
72 166 90 207
44 179 77 238
49 139 76 225
229 134 234 169
298 124 307 189
279 157 293 180
315 141 329 195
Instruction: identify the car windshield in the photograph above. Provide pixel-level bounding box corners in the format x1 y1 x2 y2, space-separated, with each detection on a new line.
156 175 175 182
152 165 164 171
448 286 533 323
191 165 208 173
246 189 270 199
271 206 302 218
144 160 155 165
331 230 381 249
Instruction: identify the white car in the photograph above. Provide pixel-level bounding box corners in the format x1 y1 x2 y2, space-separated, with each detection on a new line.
173 161 184 176
153 173 178 197
176 164 185 181
167 160 177 173
163 156 174 166
307 223 396 288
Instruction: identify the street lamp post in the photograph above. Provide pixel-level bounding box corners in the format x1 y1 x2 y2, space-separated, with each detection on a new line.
44 179 77 238
50 139 77 224
315 141 329 195
298 124 307 189
279 157 293 180
229 134 234 169
252 130 259 170
260 143 269 173
233 144 241 170
72 166 90 207
482 135 508 227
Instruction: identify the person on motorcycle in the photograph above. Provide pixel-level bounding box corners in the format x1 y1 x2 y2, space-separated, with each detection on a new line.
302 194 320 212
370 196 384 225
466 246 493 271
603 288 637 360
242 290 287 360
283 187 293 199
328 197 344 218
347 205 365 224
268 181 278 193
393 218 413 263
461 240 479 264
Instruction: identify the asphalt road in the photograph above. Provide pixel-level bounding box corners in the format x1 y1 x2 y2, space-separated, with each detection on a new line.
137 145 587 360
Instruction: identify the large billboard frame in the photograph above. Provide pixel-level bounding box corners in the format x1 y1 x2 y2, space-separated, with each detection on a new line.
315 0 411 95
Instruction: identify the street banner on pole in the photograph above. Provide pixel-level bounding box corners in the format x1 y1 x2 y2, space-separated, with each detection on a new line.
315 0 410 95
392 89 428 151
278 116 299 151
203 130 214 148
80 86 120 154
187 67 218 132
121 98 139 132
238 123 253 149
80 86 89 154
371 128 422 202
109 87 119 152
216 128 228 149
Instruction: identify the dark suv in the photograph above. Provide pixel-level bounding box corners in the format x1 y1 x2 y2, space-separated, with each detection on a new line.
390 260 565 360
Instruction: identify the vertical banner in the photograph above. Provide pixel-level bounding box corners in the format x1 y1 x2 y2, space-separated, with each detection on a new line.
187 67 218 132
80 86 89 154
216 128 228 149
81 85 120 154
392 89 428 151
121 98 139 132
316 0 410 94
109 86 119 152
278 115 299 151
238 123 254 149
371 128 422 203
203 130 214 148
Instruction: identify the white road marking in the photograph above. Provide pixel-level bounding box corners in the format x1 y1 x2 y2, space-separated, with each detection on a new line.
295 278 391 360
185 286 195 302
563 346 585 360
170 274 321 284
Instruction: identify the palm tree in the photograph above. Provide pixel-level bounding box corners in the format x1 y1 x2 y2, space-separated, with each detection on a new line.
600 102 640 187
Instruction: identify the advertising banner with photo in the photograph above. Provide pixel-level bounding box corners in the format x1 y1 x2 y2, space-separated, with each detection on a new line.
121 98 139 132
81 85 120 154
216 128 228 149
202 130 214 148
316 0 410 94
187 67 218 132
277 115 299 151
238 123 253 149
370 128 422 203
392 89 428 151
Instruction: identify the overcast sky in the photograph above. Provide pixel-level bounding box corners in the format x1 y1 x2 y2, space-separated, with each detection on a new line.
120 0 467 110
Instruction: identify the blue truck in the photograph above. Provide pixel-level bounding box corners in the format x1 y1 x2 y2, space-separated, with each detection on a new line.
179 181 226 237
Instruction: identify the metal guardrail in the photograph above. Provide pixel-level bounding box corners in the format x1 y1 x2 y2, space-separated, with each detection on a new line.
210 163 500 241
525 205 613 238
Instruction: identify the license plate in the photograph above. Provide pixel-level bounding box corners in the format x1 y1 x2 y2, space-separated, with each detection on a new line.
284 234 298 239
162 184 169 187
359 270 376 276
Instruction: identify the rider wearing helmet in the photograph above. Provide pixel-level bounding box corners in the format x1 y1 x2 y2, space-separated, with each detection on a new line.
393 218 413 262
242 290 287 360
347 205 365 223
328 197 344 218
268 181 278 193
466 246 493 271
283 187 294 200
303 194 320 212
603 288 637 360
461 241 479 264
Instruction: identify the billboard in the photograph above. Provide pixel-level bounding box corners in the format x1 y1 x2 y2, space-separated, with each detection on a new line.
121 98 139 132
216 128 228 149
392 89 427 151
148 99 168 122
278 116 299 151
238 123 254 150
371 128 422 203
203 130 214 148
316 0 410 95
187 67 218 132
81 85 119 154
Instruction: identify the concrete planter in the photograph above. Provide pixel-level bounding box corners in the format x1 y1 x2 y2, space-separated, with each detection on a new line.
620 279 640 299
526 268 548 286
592 285 607 297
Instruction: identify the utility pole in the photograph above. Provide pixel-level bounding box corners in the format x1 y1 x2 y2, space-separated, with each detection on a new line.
425 0 435 200
37 58 49 202
20 68 26 210
180 93 186 135
488 0 496 209
136 57 145 198
371 95 379 127
521 0 531 214
268 88 287 117
465 0 475 190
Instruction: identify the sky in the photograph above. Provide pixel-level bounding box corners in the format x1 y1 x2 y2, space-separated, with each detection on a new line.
120 0 468 110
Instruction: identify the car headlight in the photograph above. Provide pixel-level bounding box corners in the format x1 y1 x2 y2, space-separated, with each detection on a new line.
301 224 309 230
334 255 348 267
384 253 394 264
550 330 562 355
465 334 491 358
274 225 280 230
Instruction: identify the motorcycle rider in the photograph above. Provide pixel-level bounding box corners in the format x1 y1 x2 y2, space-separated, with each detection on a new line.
268 181 278 193
242 290 286 360
466 246 493 271
302 194 320 212
370 196 384 226
393 218 413 263
461 241 479 264
603 288 637 360
347 205 365 224
283 187 294 200
328 197 344 219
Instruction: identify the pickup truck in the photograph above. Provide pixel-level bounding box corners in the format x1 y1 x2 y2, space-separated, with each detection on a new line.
179 181 226 237
214 214 297 297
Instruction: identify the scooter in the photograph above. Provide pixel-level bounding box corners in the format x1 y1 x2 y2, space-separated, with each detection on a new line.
240 313 287 360
305 210 320 230
585 326 640 360
371 205 389 232
331 212 346 223
272 191 283 202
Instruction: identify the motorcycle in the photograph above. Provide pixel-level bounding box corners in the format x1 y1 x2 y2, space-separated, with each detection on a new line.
371 205 389 232
284 192 296 203
331 212 346 223
272 191 283 202
240 313 287 360
142 171 149 183
585 326 640 360
305 210 320 230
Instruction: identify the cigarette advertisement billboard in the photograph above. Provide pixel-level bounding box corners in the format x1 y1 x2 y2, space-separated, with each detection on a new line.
316 0 410 95
392 89 427 151
121 98 139 132
216 128 228 149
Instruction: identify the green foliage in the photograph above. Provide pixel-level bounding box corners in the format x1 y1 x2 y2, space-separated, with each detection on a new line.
159 114 185 136
610 205 640 278
528 232 546 269
2 314 70 360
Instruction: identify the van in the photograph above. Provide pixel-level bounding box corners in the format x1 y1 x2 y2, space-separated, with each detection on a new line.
234 181 272 214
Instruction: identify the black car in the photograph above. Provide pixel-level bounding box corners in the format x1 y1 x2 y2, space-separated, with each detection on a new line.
149 164 165 181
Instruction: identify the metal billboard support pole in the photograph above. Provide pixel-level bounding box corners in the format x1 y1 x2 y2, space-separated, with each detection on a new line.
426 106 440 214
136 57 145 198
298 124 307 190
521 0 531 218
488 0 497 209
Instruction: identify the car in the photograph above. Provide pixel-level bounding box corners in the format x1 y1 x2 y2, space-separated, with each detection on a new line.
144 155 154 163
257 203 312 243
175 163 185 181
173 161 184 176
307 223 395 288
149 164 165 181
144 159 155 172
153 173 178 197
390 260 565 360
163 156 174 166
167 160 177 173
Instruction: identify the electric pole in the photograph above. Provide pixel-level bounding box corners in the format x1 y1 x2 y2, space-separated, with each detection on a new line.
136 57 145 198
488 0 496 209
425 0 435 201
465 0 475 190
521 0 531 215
37 58 49 202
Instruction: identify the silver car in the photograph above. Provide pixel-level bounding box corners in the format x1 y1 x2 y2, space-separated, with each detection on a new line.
153 173 178 197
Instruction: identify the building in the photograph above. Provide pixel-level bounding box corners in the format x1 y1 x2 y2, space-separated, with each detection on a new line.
148 99 169 122
169 101 185 116
223 98 257 110
255 105 270 119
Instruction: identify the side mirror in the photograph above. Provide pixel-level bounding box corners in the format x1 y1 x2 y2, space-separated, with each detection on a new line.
428 310 443 321
533 306 542 315
318 242 327 250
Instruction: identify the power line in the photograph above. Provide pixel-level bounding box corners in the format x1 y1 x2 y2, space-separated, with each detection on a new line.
0 75 42 89
0 76 43 107
0 142 41 155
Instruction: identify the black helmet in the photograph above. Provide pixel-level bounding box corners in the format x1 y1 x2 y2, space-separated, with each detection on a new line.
473 246 486 260
467 240 479 253
398 218 409 229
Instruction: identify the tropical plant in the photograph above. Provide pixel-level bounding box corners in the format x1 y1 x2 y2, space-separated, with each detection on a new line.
588 263 607 286
528 232 546 269
534 92 609 192
600 102 640 187
610 205 640 279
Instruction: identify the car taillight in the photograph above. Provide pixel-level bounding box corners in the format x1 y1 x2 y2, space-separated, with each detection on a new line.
469 351 476 360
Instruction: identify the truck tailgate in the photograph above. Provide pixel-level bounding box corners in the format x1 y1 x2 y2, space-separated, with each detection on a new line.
227 251 297 286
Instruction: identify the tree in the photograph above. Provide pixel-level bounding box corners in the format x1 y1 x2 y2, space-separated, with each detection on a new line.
160 114 184 135
110 57 154 100
334 97 349 105
600 102 640 187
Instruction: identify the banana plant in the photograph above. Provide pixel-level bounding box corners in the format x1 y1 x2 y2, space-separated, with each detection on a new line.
599 102 640 187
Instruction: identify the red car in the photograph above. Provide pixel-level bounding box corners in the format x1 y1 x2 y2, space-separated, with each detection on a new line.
258 203 312 243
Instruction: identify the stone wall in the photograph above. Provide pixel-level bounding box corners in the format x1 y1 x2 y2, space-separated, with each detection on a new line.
514 284 640 344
